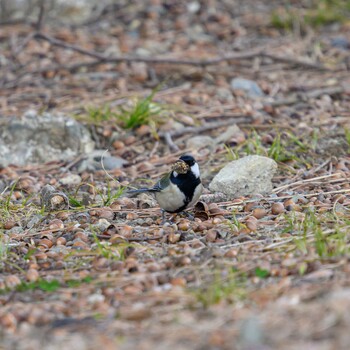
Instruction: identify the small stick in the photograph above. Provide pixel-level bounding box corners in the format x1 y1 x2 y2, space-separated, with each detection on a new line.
35 0 46 31
272 173 343 193
163 132 179 152
33 32 331 70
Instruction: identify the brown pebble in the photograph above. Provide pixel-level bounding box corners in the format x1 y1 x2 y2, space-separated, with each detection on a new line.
212 217 223 224
271 202 285 215
26 268 39 282
72 240 89 249
170 277 187 287
252 208 267 219
56 211 70 221
244 202 258 212
208 203 219 210
137 161 154 172
178 220 190 231
287 204 301 212
179 256 191 266
117 197 136 209
126 212 138 220
120 305 151 321
3 220 16 230
334 194 345 204
205 229 218 242
28 263 39 270
124 135 136 145
246 217 258 232
224 248 238 258
38 238 53 249
135 124 151 136
14 191 22 200
56 237 67 246
283 198 295 207
112 140 125 150
124 284 143 295
118 225 133 237
34 252 47 260
261 134 274 144
194 223 206 232
49 219 64 230
190 239 205 249
0 312 17 330
5 275 21 289
168 232 181 244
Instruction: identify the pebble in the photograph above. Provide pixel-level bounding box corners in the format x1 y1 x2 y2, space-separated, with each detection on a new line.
59 174 82 186
246 216 258 232
205 229 218 242
5 275 21 289
252 207 267 219
271 202 285 215
26 269 39 282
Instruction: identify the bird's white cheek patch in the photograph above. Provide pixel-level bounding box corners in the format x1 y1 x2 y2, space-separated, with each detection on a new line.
191 163 200 178
173 171 178 177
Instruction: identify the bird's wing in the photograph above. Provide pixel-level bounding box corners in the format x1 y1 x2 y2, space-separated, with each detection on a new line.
152 172 171 191
127 172 171 196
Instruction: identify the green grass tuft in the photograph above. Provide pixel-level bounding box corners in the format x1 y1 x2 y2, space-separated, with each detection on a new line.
193 270 246 308
271 0 350 31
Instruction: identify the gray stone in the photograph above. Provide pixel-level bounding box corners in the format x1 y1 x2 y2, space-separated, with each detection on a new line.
26 214 44 229
209 155 277 198
239 317 265 348
186 135 215 150
76 150 127 172
94 218 111 232
216 87 233 102
0 112 94 167
214 124 242 144
59 174 82 186
230 77 264 98
331 36 349 49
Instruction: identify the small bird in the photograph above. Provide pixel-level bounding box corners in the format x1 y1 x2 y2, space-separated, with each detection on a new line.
128 154 203 222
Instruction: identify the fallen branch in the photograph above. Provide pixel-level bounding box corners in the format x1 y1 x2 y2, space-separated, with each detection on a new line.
261 52 328 71
163 132 180 152
268 86 344 107
272 173 343 193
34 32 330 70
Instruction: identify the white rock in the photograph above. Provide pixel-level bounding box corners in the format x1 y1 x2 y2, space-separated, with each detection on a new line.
209 155 277 198
59 174 82 186
186 135 215 150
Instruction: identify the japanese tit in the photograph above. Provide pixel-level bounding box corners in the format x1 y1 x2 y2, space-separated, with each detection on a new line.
128 155 203 220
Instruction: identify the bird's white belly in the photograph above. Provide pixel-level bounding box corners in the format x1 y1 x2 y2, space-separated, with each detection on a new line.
155 183 186 212
155 183 203 213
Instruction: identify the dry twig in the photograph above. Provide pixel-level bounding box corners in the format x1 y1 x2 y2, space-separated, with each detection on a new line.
34 32 330 70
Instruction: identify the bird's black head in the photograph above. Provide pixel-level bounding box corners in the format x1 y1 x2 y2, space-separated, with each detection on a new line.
179 154 196 167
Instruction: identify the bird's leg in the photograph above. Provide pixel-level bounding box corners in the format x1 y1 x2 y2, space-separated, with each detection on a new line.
161 209 166 225
182 211 195 221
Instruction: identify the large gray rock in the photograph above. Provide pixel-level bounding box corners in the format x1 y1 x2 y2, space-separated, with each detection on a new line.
209 155 277 198
0 112 95 167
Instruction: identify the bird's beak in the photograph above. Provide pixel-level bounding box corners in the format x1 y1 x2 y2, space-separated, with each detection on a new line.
172 160 189 174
